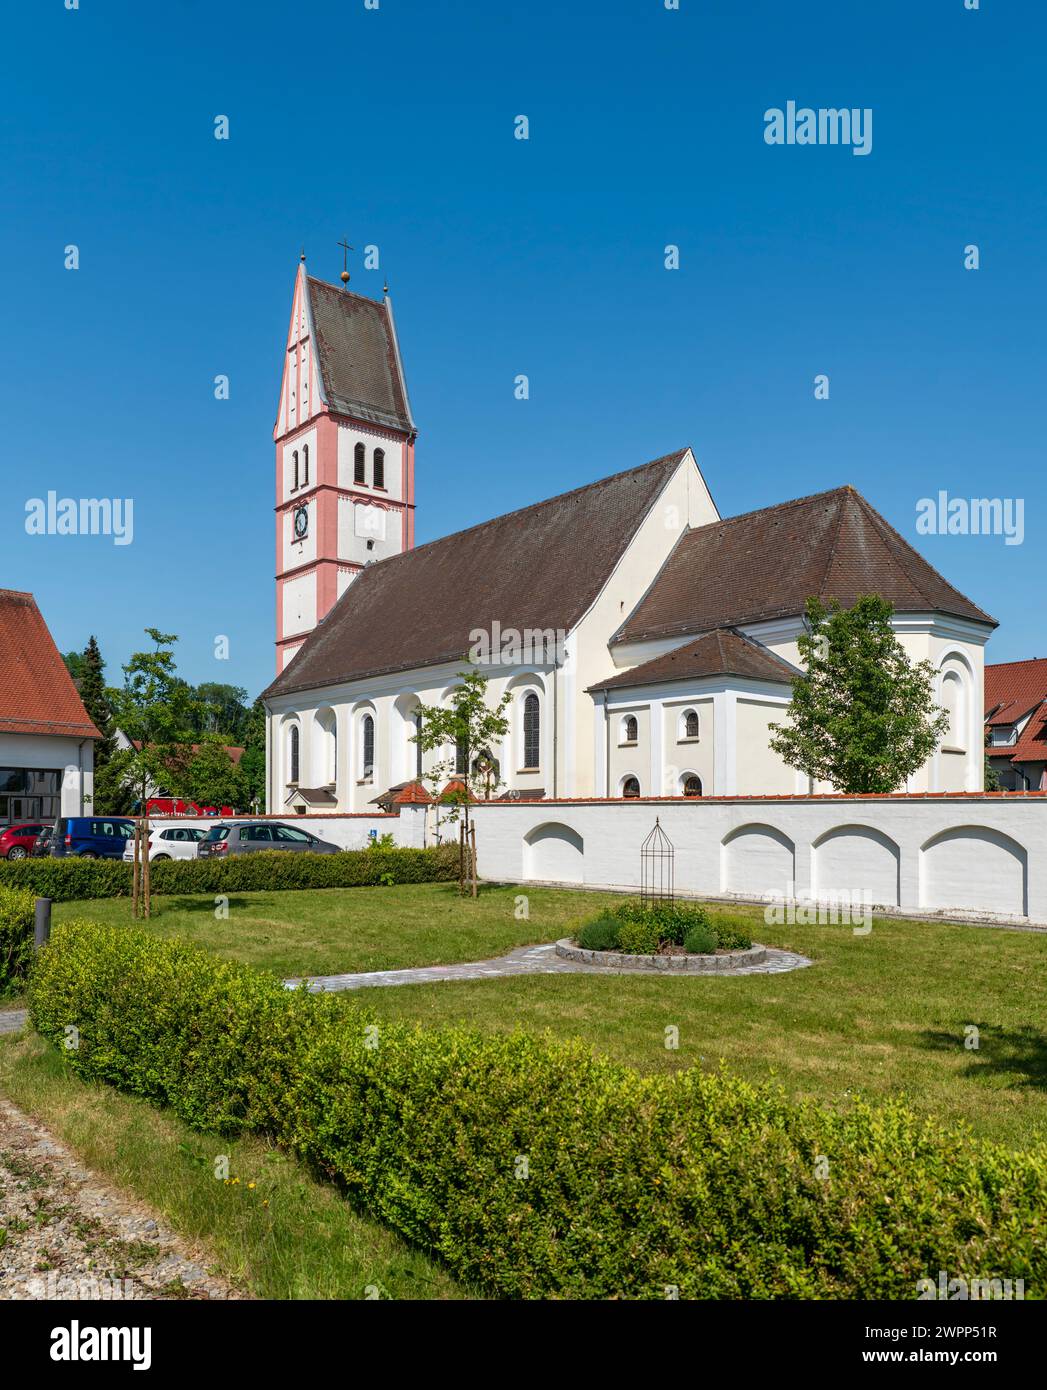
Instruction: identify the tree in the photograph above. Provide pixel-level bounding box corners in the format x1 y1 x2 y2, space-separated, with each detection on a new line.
414 668 511 893
108 629 195 809
984 756 1002 792
769 596 949 794
176 736 249 810
76 636 120 813
238 699 267 811
191 683 251 740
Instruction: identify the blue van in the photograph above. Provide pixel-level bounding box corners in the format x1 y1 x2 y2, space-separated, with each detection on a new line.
52 816 135 859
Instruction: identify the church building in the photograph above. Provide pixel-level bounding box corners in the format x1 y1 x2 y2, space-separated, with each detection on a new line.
262 263 995 812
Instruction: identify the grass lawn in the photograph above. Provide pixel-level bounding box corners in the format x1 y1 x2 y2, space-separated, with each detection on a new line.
0 1031 468 1300
53 882 613 976
49 884 1047 1148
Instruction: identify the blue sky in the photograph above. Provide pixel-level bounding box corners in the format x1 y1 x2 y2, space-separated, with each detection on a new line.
2 0 1044 701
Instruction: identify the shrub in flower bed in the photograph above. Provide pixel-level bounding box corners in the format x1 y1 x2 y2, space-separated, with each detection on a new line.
0 884 35 996
575 900 753 955
28 917 1047 1299
0 844 459 902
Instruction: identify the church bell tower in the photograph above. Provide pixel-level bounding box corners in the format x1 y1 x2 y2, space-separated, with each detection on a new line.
274 252 416 672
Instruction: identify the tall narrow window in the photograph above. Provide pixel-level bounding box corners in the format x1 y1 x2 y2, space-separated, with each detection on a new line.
354 442 366 485
289 726 299 784
362 715 375 780
302 443 309 486
682 709 700 740
373 448 385 488
414 711 423 778
523 693 540 769
621 715 638 745
292 450 299 490
455 736 468 776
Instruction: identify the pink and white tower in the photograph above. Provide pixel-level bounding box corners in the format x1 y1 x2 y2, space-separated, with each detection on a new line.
274 254 416 672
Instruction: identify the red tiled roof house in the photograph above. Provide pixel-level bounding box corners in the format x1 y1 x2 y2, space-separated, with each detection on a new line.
0 590 99 829
985 658 1047 791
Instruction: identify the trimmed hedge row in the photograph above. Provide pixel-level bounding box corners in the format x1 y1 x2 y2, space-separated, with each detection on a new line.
28 918 1047 1299
0 845 459 902
0 884 35 995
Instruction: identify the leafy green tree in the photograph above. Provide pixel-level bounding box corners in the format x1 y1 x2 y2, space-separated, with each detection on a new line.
109 629 195 809
769 596 949 794
238 699 268 811
984 755 1002 792
191 682 251 740
62 650 86 684
414 668 511 892
176 736 249 811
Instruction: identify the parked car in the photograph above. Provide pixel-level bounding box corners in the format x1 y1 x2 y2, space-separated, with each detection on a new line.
122 824 210 863
32 824 56 857
0 822 45 860
51 816 136 859
197 822 340 858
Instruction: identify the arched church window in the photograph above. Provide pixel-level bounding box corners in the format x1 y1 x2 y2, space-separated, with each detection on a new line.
682 775 702 798
523 693 540 769
362 715 375 781
354 442 366 485
292 450 299 491
373 448 385 489
302 443 309 486
621 776 641 799
681 709 700 740
288 726 299 784
620 715 638 745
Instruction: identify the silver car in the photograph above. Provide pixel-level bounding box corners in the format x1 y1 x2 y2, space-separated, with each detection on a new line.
196 821 341 858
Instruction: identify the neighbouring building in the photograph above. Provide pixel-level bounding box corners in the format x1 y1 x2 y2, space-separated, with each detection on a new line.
259 255 996 812
984 658 1047 790
0 589 99 828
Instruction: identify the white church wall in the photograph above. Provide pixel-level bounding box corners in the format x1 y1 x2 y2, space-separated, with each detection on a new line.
570 451 720 796
281 571 317 639
735 697 794 795
337 495 402 567
468 795 1047 927
662 696 714 798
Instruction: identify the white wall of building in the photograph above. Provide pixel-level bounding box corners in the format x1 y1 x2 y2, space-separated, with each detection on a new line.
467 796 1047 927
0 734 94 820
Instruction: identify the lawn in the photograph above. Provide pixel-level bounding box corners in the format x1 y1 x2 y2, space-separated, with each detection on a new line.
53 882 612 976
49 884 1047 1148
0 1031 468 1301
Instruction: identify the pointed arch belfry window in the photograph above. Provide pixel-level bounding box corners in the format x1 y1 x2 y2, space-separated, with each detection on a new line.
302 443 309 486
292 450 299 491
373 448 385 488
354 442 366 485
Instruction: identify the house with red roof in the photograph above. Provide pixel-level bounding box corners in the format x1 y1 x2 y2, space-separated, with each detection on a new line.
985 658 1047 791
0 590 99 829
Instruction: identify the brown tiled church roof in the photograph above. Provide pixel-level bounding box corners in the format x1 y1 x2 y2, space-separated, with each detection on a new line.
589 628 801 692
0 590 100 739
263 450 690 699
307 277 414 433
614 486 995 645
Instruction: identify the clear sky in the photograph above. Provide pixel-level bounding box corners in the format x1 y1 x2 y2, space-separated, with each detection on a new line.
2 0 1043 701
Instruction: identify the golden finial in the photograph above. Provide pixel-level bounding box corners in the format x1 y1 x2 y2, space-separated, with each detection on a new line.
337 236 353 288
383 279 389 295
300 247 306 262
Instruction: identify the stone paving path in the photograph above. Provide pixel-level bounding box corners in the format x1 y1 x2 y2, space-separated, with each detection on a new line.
287 942 812 993
0 1095 243 1300
0 944 811 1030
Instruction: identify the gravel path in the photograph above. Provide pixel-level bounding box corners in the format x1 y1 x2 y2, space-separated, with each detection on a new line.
0 1095 243 1301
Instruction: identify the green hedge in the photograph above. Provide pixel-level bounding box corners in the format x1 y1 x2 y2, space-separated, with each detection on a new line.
577 900 754 954
0 885 35 996
0 845 459 902
28 918 1047 1299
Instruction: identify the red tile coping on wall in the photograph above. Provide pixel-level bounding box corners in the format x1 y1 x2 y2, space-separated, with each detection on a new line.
468 791 1047 805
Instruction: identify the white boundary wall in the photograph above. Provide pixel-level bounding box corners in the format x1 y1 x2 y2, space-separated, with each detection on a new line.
467 796 1047 927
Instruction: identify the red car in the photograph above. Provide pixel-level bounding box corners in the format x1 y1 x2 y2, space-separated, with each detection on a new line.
0 822 45 860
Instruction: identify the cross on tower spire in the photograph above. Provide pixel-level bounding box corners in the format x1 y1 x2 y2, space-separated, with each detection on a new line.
337 236 353 288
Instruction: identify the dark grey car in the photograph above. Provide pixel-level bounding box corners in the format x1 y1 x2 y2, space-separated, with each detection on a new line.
197 822 341 858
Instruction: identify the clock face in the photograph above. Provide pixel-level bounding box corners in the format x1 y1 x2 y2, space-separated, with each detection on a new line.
293 506 308 539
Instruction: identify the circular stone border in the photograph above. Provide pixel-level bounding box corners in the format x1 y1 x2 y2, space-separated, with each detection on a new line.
555 938 768 973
